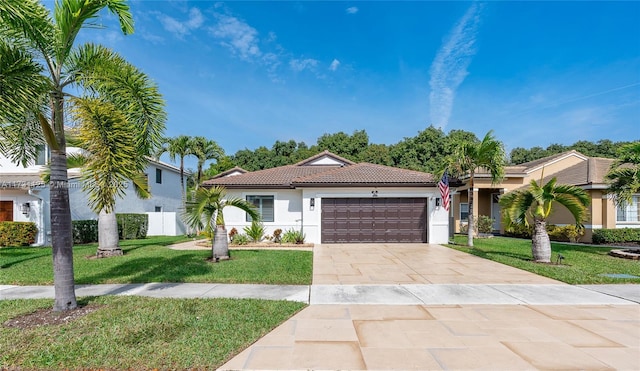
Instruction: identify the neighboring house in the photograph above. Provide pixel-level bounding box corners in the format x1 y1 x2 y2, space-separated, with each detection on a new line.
452 150 639 242
203 151 449 244
0 147 186 245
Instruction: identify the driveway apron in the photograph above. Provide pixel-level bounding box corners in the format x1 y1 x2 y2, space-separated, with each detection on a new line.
219 243 640 370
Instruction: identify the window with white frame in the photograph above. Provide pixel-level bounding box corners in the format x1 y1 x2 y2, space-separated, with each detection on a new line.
246 195 274 222
617 196 640 222
460 203 469 222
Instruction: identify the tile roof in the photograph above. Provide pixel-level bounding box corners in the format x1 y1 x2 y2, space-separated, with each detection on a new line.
474 150 590 177
547 157 614 186
293 163 436 186
202 151 436 189
210 166 248 179
294 150 356 166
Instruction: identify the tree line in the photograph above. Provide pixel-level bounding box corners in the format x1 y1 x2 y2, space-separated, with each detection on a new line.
204 126 635 177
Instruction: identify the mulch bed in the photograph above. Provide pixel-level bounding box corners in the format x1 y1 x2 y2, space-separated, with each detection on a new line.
3 305 101 329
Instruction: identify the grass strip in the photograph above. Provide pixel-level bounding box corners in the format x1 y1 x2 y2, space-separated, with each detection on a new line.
1 296 305 370
0 236 312 285
448 235 640 284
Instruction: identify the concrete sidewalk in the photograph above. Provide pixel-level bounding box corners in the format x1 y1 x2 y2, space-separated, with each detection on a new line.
2 283 638 305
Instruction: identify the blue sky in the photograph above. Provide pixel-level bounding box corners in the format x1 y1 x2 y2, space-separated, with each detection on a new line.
74 1 638 167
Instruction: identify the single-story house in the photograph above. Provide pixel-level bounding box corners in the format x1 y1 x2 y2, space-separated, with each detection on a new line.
203 151 450 244
0 146 187 245
452 150 639 242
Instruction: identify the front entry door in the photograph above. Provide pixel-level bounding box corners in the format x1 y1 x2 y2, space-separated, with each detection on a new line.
0 201 14 222
491 193 501 231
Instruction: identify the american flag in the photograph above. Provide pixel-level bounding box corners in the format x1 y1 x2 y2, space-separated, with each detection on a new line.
438 171 450 212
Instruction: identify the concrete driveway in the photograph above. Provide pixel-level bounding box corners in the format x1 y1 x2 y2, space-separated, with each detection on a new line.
313 243 561 284
220 243 640 370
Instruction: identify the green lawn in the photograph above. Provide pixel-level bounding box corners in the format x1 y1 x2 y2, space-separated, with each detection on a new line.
448 235 640 284
0 236 312 285
1 296 305 370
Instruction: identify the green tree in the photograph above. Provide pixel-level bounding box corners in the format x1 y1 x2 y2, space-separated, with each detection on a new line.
499 177 590 262
72 97 162 258
183 186 259 260
191 136 224 188
444 130 506 247
0 0 154 311
606 141 640 205
157 135 193 203
314 129 369 161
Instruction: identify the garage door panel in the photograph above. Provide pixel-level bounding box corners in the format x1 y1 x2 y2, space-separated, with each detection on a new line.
321 197 427 243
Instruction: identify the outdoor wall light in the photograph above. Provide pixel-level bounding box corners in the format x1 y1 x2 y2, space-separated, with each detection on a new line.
310 198 315 207
435 198 441 207
21 202 31 215
372 190 378 198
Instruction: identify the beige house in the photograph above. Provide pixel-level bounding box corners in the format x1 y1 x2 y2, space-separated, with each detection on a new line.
452 150 639 242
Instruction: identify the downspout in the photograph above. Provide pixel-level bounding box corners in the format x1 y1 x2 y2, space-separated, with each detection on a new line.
28 188 46 246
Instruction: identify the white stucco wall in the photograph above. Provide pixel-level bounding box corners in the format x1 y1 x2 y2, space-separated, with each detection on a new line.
223 189 304 238
221 186 449 244
0 188 50 245
68 162 186 235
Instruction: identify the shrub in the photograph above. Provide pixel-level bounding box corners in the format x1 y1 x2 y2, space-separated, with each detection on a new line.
72 220 99 244
460 215 494 235
281 229 305 244
476 215 494 234
592 228 640 244
243 221 265 242
116 213 148 240
0 222 38 247
228 228 238 242
503 222 533 238
231 233 249 245
273 229 282 243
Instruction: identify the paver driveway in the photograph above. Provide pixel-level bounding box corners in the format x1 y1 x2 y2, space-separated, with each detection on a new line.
220 243 640 370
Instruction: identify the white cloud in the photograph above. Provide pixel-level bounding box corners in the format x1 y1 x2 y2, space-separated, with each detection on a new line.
290 58 319 72
429 3 483 128
157 7 204 37
329 59 340 71
346 7 359 14
210 14 261 60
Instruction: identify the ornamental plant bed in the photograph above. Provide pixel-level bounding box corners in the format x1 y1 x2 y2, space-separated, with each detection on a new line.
196 240 314 248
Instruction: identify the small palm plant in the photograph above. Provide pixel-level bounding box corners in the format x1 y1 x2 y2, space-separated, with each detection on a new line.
499 176 590 262
183 186 258 260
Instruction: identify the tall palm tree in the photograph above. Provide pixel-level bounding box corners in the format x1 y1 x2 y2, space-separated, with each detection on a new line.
156 135 193 203
191 136 224 188
499 177 590 262
0 0 163 311
606 141 640 205
183 186 258 260
444 130 506 247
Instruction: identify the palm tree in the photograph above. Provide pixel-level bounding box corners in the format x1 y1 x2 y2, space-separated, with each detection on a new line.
156 135 193 203
183 186 258 260
71 97 161 258
499 177 590 262
191 136 224 188
444 130 506 247
606 142 640 205
0 0 163 311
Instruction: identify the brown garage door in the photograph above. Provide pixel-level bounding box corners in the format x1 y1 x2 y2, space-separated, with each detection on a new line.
321 198 427 243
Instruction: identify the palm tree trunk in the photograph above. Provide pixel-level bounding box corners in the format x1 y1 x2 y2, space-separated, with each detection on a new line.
50 150 77 311
96 209 122 258
212 225 230 260
531 218 551 262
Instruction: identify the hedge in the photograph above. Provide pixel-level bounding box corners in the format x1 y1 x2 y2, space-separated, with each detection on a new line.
116 213 148 240
0 222 38 247
592 228 640 244
72 213 149 244
72 220 99 244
